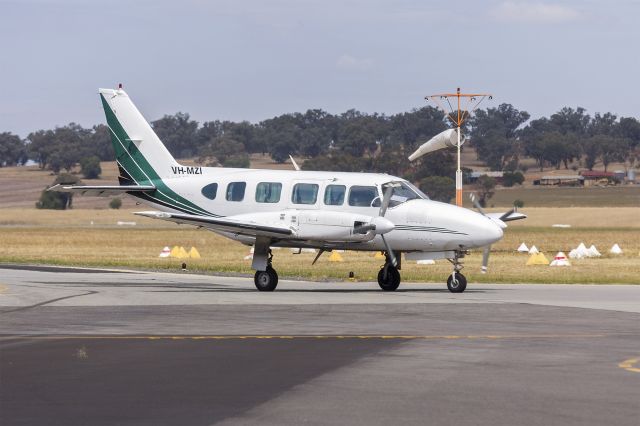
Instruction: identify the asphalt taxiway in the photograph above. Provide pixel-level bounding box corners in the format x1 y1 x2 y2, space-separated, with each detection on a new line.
0 265 638 425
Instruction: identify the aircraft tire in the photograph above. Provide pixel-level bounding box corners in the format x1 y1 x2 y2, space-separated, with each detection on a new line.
447 272 467 293
377 266 401 291
254 267 278 291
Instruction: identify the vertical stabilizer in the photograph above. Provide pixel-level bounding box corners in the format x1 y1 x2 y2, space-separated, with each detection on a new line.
99 87 178 184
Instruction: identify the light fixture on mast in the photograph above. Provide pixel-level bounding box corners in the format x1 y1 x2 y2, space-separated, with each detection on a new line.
425 88 492 207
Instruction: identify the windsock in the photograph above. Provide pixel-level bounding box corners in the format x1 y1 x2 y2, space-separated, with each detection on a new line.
408 129 461 161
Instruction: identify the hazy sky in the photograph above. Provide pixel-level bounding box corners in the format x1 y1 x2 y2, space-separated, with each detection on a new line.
2 0 640 136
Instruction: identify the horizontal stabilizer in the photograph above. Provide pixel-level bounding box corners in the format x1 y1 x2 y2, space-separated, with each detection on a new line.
48 184 156 197
135 211 293 238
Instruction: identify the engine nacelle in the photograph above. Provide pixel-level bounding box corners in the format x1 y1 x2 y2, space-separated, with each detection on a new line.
294 210 376 242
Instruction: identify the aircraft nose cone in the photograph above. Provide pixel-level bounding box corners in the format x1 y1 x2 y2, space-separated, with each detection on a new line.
477 218 503 246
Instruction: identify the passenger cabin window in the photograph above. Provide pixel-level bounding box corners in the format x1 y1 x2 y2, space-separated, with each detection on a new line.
381 182 426 207
324 185 345 206
226 182 246 202
201 183 218 200
255 182 282 203
291 183 319 205
348 186 378 207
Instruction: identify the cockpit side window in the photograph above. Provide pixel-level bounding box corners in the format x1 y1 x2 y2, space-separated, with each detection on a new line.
381 182 426 207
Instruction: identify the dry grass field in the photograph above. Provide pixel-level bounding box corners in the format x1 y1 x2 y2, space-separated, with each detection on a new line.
0 208 638 284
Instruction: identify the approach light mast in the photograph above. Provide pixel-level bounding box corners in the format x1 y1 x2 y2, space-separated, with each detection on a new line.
425 88 492 207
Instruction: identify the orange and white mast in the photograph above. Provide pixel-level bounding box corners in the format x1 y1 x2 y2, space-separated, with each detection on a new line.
426 88 491 207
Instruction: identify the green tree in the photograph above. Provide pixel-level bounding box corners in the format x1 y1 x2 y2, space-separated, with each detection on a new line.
152 112 199 158
109 198 122 209
418 176 455 203
598 136 629 171
91 124 114 161
470 104 530 170
582 136 601 170
80 156 102 179
474 175 497 207
502 171 525 187
261 114 302 163
0 132 26 167
36 174 80 210
198 134 251 168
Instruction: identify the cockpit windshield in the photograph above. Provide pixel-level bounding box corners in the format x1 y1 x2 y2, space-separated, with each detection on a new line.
381 181 428 208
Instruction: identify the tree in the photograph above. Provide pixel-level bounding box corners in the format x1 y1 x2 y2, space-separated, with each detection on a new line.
27 129 55 169
502 171 525 187
91 124 114 161
109 198 122 209
0 132 26 167
36 174 80 210
335 111 387 157
261 114 302 163
582 137 601 170
474 175 497 207
151 113 199 158
80 156 102 179
198 135 246 166
470 104 530 171
599 136 628 172
418 176 455 203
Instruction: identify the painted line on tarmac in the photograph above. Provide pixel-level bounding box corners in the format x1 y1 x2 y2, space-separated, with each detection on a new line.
0 284 7 294
0 333 608 341
618 358 640 373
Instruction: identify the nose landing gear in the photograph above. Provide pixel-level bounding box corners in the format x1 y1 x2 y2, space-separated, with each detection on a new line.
377 252 401 291
446 250 467 293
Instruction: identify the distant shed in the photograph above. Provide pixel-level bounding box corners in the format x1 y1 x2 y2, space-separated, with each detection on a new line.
539 175 584 186
468 171 503 183
579 171 617 186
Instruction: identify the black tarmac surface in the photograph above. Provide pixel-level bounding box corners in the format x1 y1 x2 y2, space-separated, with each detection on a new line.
0 266 638 425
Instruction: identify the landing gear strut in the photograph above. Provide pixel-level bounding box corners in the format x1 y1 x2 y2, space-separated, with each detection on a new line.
446 250 467 293
377 252 401 291
254 249 279 291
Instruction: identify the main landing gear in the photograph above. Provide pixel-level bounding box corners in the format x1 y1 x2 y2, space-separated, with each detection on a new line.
446 250 467 293
254 249 279 291
377 252 401 291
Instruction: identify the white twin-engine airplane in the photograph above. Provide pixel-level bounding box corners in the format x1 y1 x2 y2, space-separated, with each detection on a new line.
52 87 526 292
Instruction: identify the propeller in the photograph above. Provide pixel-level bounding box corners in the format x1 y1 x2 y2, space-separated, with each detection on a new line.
379 185 399 267
469 193 494 274
353 184 398 267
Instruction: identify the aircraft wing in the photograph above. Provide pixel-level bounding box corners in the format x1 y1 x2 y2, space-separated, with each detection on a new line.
135 211 293 239
487 211 527 222
48 184 156 197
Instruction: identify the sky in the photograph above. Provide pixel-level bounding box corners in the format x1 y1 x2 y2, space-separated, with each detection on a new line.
2 0 640 137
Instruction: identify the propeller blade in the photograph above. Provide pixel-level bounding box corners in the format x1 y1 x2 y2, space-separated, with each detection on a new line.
469 193 486 216
481 245 491 274
499 208 515 222
381 234 397 267
379 185 394 217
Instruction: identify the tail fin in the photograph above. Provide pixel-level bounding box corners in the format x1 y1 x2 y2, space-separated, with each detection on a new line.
99 87 178 184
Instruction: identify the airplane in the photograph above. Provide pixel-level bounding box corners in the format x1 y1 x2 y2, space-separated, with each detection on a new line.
51 86 526 292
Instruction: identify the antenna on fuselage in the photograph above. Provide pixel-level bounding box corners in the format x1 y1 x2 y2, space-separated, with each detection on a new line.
289 155 301 171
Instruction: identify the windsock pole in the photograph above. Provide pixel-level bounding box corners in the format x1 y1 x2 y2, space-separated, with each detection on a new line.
456 125 462 206
425 88 492 207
